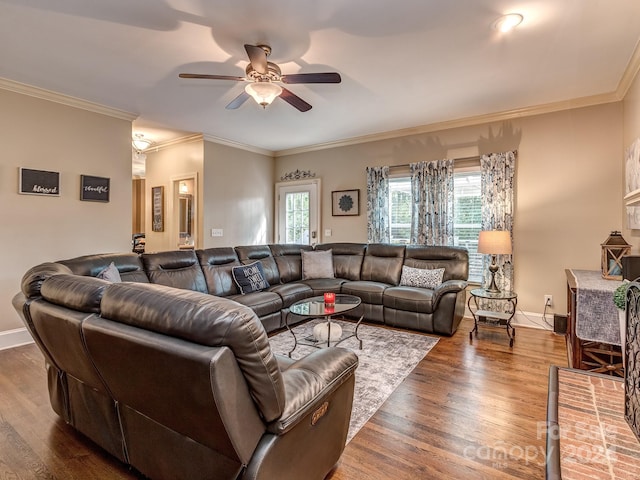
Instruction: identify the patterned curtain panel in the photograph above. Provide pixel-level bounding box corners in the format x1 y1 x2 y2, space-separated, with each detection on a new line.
366 166 390 243
409 159 454 245
480 150 516 295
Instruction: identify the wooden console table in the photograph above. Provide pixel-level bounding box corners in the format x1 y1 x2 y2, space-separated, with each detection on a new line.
565 269 623 377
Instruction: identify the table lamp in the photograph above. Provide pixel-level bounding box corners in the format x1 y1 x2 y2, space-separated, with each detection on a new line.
478 230 512 293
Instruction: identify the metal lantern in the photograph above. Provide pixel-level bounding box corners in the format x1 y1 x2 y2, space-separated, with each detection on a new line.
601 231 631 280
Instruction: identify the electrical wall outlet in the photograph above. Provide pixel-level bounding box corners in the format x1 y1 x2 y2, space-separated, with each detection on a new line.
544 294 553 306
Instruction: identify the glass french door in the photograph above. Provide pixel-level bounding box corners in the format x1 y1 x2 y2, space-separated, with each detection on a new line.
276 179 320 245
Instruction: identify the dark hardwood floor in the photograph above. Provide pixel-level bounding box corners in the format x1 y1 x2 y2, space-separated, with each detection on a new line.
0 318 566 479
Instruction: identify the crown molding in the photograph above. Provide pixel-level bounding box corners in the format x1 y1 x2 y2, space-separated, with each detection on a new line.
150 133 203 152
0 77 137 121
616 37 640 100
202 133 273 157
274 91 620 157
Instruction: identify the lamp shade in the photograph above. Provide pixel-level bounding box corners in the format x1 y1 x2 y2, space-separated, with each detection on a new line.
245 81 282 107
478 230 512 255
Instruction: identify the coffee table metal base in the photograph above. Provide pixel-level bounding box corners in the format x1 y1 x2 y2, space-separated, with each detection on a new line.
285 315 364 358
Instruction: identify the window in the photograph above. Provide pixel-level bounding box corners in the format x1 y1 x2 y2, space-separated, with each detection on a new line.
453 171 482 283
387 168 483 283
389 178 411 244
285 191 310 244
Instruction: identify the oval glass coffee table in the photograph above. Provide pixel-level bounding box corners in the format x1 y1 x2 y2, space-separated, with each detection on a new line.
285 294 364 357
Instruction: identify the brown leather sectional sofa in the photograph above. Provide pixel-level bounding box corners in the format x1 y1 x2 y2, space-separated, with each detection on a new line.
12 242 467 480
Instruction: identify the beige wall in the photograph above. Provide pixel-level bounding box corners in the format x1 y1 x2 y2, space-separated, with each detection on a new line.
0 89 132 335
202 141 274 247
623 69 640 247
143 138 204 252
275 103 624 316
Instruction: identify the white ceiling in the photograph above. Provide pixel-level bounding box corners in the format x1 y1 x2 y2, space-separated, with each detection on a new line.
1 0 640 154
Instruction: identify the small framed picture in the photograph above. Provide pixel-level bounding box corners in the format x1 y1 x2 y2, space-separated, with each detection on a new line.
152 186 164 232
18 168 60 196
332 189 359 216
80 175 110 202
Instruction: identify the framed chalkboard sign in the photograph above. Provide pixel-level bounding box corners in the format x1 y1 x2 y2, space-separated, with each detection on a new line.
152 186 164 232
80 175 110 202
19 168 60 196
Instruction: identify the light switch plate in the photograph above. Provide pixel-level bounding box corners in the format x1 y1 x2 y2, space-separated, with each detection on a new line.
211 228 223 237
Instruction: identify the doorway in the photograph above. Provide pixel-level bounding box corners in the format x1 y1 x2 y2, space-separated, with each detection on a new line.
276 179 320 245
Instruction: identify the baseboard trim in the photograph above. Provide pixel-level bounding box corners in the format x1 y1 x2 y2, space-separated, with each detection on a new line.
0 327 34 351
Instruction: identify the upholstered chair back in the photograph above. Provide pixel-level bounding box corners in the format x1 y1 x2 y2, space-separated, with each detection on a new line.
404 245 469 282
196 247 241 296
142 250 207 293
84 282 281 478
269 244 313 283
315 243 366 280
235 245 281 285
360 244 406 285
59 253 149 283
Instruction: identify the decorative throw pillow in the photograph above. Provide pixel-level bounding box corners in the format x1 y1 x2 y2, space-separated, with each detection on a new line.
232 261 270 294
302 249 335 279
96 262 122 283
400 266 444 289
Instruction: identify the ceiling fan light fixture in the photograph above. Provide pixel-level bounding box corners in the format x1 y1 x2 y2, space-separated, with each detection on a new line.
132 133 152 152
245 81 282 108
494 13 523 32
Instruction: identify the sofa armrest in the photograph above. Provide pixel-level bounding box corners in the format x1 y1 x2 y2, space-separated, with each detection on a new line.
267 347 358 435
433 279 468 306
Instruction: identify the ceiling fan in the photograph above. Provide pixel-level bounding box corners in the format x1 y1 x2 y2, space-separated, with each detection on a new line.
179 44 341 112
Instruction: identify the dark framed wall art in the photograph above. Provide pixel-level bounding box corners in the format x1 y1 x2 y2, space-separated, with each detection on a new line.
18 167 60 196
332 189 359 216
152 186 164 232
80 175 110 202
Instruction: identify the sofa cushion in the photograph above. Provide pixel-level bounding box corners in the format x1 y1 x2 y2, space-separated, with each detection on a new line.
404 245 468 282
301 250 334 279
228 291 283 318
316 243 365 281
341 280 388 305
232 261 270 294
300 278 346 295
235 245 281 286
383 286 435 314
196 247 240 296
59 252 149 283
360 244 405 285
269 244 313 284
142 250 207 293
399 266 444 289
268 282 314 308
40 274 109 313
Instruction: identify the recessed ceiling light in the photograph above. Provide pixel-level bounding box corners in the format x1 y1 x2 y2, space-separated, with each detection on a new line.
494 13 524 33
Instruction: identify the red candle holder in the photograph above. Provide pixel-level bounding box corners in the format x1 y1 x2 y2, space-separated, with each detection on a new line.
324 292 336 305
324 305 335 314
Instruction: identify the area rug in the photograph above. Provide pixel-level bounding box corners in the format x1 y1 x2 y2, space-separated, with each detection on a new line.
269 319 439 443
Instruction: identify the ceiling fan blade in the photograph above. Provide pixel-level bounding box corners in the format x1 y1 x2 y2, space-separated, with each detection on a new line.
244 44 268 74
281 72 342 84
279 88 312 112
225 91 251 110
179 73 245 81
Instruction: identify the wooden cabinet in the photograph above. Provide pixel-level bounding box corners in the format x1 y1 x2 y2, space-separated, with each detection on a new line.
565 269 623 377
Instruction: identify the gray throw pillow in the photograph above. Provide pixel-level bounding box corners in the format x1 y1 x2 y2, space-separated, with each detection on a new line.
400 266 444 289
232 261 270 294
96 262 122 283
302 249 335 279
